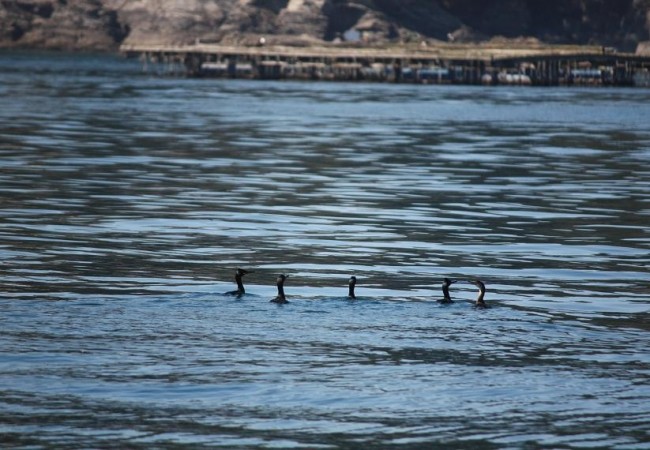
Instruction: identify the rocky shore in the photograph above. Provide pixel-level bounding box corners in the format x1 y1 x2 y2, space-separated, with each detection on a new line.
1 0 650 54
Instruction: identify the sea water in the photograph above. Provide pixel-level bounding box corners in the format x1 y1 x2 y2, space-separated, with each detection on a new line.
1 52 649 449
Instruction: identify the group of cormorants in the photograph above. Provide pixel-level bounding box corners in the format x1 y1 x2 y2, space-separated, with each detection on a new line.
224 268 488 308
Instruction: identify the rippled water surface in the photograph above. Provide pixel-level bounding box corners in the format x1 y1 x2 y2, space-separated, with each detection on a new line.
1 52 650 449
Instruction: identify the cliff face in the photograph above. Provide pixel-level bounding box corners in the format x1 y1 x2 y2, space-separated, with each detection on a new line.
1 0 128 50
1 0 649 51
441 0 650 49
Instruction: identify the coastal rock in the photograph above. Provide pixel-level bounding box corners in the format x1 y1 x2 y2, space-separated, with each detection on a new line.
115 0 248 46
0 0 649 51
637 41 650 56
1 0 127 50
276 0 328 38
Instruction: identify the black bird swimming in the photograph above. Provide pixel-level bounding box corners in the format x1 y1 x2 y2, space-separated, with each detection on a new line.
438 278 457 304
224 268 251 296
348 276 357 299
471 279 488 308
270 274 289 304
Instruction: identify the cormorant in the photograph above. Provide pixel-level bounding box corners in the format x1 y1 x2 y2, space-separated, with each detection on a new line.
224 268 251 296
348 276 357 299
270 274 289 304
438 278 457 304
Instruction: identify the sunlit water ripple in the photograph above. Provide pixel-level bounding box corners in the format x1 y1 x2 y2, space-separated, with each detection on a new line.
1 52 649 449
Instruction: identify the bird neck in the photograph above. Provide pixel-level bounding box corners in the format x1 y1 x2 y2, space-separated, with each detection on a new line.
442 285 451 301
235 275 245 293
476 289 485 306
277 283 285 299
348 284 356 298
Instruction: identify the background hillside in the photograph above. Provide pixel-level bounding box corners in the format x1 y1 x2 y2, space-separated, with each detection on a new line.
2 0 650 52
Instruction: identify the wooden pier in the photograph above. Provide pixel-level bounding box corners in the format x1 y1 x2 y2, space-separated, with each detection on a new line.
121 42 650 87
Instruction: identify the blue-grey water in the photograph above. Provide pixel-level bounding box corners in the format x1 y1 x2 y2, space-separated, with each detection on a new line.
1 52 649 449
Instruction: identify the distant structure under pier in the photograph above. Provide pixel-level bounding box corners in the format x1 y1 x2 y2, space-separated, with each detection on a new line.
121 42 650 88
